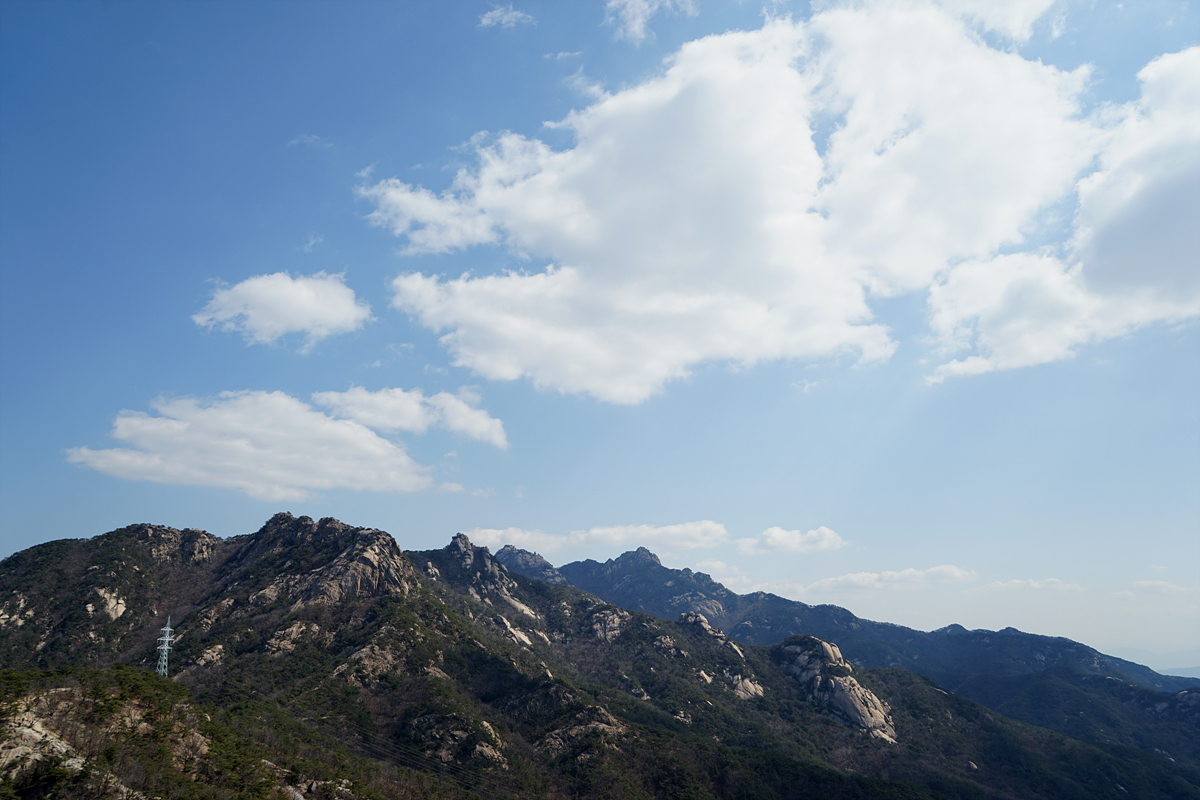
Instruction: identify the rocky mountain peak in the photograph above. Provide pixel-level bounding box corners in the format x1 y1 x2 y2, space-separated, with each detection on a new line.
430 535 538 619
616 547 662 567
232 514 417 608
123 524 220 564
494 546 568 584
449 532 482 568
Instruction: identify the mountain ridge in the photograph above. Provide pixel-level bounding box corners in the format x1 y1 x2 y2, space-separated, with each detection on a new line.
3 515 1198 799
495 545 1194 692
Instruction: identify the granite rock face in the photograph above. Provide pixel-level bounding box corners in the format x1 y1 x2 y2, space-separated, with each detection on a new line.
233 513 417 608
775 635 896 742
495 545 568 584
440 534 539 619
677 612 745 659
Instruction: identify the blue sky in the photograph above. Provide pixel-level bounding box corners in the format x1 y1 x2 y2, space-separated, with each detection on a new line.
1 0 1197 668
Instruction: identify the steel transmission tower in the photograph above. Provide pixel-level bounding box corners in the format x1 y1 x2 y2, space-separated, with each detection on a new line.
156 616 174 677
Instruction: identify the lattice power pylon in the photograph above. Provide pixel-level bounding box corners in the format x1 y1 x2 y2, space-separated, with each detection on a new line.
155 616 174 677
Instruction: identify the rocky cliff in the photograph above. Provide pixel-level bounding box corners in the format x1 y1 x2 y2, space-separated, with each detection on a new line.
773 635 896 742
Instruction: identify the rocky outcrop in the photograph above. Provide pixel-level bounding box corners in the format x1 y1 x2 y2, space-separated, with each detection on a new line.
0 593 32 628
88 587 127 620
724 670 765 700
538 706 627 759
588 606 633 642
237 515 417 609
774 635 896 743
495 545 568 584
109 523 222 564
438 534 539 619
677 612 745 658
588 607 631 643
0 685 215 796
407 711 508 768
1 690 91 785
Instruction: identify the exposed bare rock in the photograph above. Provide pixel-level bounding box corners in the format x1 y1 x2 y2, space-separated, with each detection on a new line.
194 597 235 633
0 684 217 798
234 514 417 609
493 614 533 646
266 621 327 655
445 534 540 619
0 593 32 628
1 692 88 785
120 523 221 564
589 608 631 643
677 611 745 658
406 712 507 768
539 706 628 758
724 670 765 700
92 587 127 620
494 545 568 584
775 635 896 742
194 643 225 666
653 634 688 658
333 640 403 687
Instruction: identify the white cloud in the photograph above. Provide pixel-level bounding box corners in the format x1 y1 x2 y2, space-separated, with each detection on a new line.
573 520 728 549
464 526 559 552
930 46 1200 382
312 386 508 449
479 5 535 28
803 565 976 593
364 9 1197 403
66 391 432 502
193 272 371 352
464 519 729 553
605 0 696 42
935 0 1058 40
978 578 1083 592
737 525 847 555
426 389 509 449
1075 48 1200 302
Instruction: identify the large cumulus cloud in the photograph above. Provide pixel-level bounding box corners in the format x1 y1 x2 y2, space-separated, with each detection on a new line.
362 4 1198 403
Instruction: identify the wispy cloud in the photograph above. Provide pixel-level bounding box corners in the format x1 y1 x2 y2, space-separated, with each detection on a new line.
737 526 847 555
803 565 977 593
605 0 696 42
287 133 332 148
479 5 535 28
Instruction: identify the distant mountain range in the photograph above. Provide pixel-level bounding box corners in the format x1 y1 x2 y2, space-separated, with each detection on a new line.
496 545 1194 692
2 514 1197 799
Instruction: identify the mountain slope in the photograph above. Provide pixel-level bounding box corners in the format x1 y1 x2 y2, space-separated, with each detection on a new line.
3 516 1198 799
495 545 1200 765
